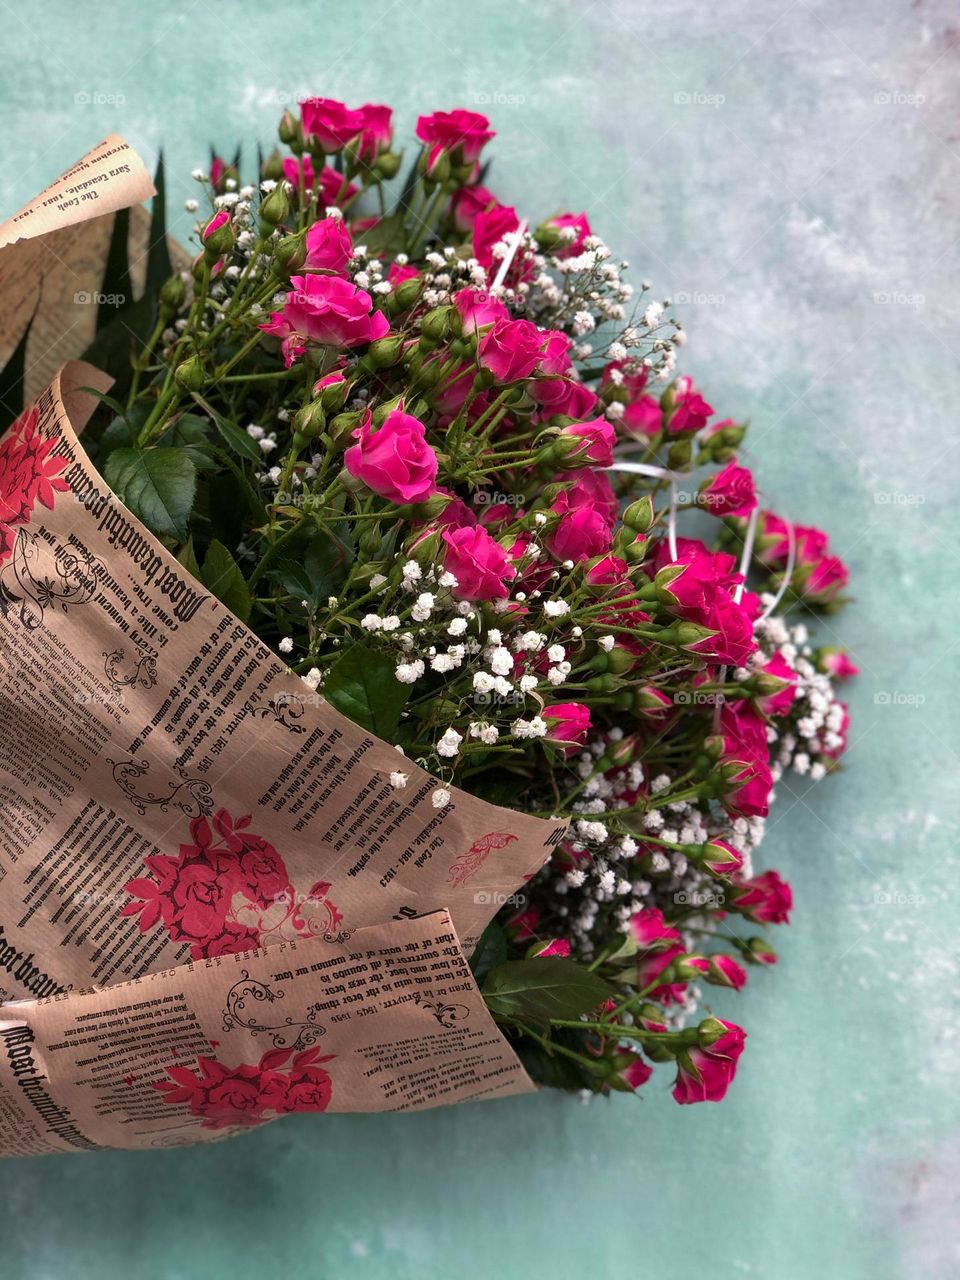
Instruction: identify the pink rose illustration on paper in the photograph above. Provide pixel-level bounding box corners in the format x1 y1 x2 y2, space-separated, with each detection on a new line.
0 406 71 565
121 808 344 958
153 1046 334 1130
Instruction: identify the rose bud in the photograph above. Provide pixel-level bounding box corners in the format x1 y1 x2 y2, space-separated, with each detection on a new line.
259 182 290 228
607 1050 653 1092
526 938 571 958
272 229 309 274
201 209 234 258
702 955 748 989
173 354 205 392
743 937 779 965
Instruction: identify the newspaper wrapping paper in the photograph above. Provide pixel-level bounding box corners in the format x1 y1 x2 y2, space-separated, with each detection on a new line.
0 141 567 1155
0 910 535 1156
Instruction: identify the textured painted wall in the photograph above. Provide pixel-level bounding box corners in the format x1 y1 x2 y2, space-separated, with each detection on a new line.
1 2 957 1277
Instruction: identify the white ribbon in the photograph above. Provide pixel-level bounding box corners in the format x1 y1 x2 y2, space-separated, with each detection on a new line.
604 460 684 560
491 219 529 291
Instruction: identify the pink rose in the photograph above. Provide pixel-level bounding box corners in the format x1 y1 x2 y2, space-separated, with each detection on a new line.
636 944 689 1005
477 318 546 381
601 359 648 400
817 647 859 679
701 838 744 876
802 552 848 603
453 287 508 334
260 274 389 349
388 262 420 288
282 156 356 206
353 103 392 162
668 376 713 434
546 504 612 563
635 685 673 719
442 524 517 600
472 203 521 272
451 184 497 232
705 955 748 990
699 461 757 517
529 938 572 958
672 1021 746 1104
557 468 619 528
731 870 793 924
612 1050 653 1091
585 554 629 586
559 417 616 467
415 109 495 167
300 97 364 152
545 211 592 257
760 652 798 717
304 215 353 272
630 907 682 949
202 209 230 242
623 394 663 437
534 380 598 427
344 408 438 504
542 702 591 751
722 755 773 819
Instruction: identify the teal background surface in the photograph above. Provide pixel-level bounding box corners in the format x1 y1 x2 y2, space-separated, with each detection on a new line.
1 2 957 1277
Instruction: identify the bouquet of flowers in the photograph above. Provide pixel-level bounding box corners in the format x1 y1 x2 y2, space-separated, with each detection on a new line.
0 97 855 1122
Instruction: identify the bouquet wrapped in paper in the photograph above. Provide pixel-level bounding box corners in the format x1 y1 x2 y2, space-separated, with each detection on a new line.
0 108 855 1157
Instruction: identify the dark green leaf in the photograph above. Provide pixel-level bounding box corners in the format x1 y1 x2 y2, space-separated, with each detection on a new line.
323 642 408 739
469 921 508 985
177 536 202 580
96 206 133 333
360 211 407 256
515 1036 590 1091
0 307 34 426
199 401 263 463
275 525 353 608
145 152 172 294
104 446 197 540
482 958 615 1025
201 539 251 622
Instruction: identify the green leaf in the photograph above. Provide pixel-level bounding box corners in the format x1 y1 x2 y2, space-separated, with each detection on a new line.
199 400 263 463
0 307 34 427
323 642 408 739
200 539 251 622
469 922 508 985
275 525 353 608
515 1036 591 1091
177 535 202 580
360 211 407 256
96 206 132 333
104 447 197 540
145 152 172 295
482 958 615 1025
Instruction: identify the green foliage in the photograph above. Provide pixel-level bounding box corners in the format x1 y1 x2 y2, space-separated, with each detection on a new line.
104 446 197 541
322 642 409 739
483 958 615 1026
